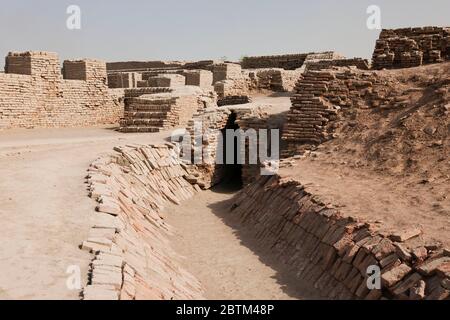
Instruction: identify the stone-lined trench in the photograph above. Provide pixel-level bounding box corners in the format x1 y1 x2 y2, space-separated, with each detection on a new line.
82 104 449 300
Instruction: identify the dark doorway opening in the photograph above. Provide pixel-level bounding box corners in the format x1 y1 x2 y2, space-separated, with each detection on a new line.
219 111 243 189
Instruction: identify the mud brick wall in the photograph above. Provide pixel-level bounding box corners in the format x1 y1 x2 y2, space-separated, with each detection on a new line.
139 74 186 88
183 70 213 89
120 95 198 132
123 87 172 98
106 60 185 72
214 79 249 99
212 63 243 84
236 109 283 185
242 53 309 70
306 58 370 71
0 51 122 129
120 87 210 133
230 174 450 300
184 60 216 71
282 69 340 157
183 108 231 189
282 67 404 157
217 95 251 107
303 52 345 63
83 144 204 300
245 68 302 92
107 72 142 88
183 107 274 188
372 26 450 70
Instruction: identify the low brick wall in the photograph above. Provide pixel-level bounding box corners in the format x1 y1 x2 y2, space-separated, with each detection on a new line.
119 87 214 133
0 51 122 129
242 53 309 70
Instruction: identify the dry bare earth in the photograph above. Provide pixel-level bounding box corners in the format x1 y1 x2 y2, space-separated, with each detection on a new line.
0 127 169 299
285 62 449 247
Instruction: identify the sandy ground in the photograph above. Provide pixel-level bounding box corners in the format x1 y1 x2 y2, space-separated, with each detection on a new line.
0 126 170 299
165 185 321 300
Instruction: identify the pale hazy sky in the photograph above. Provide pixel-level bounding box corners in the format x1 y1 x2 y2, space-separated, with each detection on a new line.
0 0 449 67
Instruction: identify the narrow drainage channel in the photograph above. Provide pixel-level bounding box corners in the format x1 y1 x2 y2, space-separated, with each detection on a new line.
164 183 321 300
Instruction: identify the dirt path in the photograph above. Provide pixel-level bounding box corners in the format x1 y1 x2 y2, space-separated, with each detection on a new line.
0 127 169 299
165 185 321 300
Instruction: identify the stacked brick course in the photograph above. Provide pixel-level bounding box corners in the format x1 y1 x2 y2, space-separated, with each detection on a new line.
107 72 142 88
245 68 301 92
372 26 450 69
217 95 252 107
119 87 215 133
282 67 401 157
214 79 249 99
106 60 185 72
306 58 370 71
138 74 186 88
242 53 309 70
0 51 122 129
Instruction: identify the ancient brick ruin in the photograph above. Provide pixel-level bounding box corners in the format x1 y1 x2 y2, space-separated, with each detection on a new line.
372 27 450 69
0 51 122 129
1 25 449 301
119 87 215 132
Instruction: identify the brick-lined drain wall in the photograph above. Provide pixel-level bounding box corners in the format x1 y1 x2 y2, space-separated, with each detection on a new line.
83 143 204 300
229 174 450 300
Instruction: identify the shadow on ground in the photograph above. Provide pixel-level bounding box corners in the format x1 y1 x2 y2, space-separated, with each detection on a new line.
206 184 322 299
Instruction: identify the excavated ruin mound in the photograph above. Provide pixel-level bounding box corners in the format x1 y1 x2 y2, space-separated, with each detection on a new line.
326 62 449 179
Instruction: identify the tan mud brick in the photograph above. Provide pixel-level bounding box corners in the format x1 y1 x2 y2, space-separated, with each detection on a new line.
380 253 400 269
425 285 450 300
390 272 422 296
394 243 412 262
94 253 124 268
91 272 123 290
372 238 396 260
381 264 412 287
417 256 450 276
82 240 111 253
83 285 119 300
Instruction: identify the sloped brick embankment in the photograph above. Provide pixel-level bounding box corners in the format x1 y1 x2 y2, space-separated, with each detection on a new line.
229 174 450 300
81 143 204 300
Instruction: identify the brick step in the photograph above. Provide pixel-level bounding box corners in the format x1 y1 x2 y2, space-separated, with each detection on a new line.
124 111 170 119
126 104 174 112
121 119 168 126
119 126 163 133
